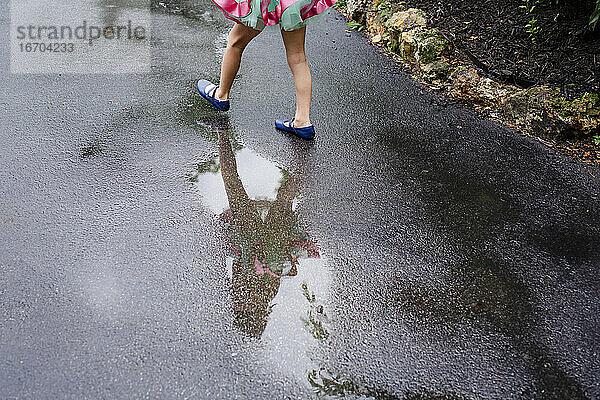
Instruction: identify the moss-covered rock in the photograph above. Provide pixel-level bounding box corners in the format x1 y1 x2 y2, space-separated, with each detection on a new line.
502 88 600 137
551 93 600 134
414 29 451 64
389 27 452 66
366 2 451 69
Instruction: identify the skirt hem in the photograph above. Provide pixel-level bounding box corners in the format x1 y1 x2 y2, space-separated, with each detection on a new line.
215 0 337 32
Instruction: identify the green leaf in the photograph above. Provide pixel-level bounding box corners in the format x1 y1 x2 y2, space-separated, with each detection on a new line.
346 20 363 31
590 3 600 29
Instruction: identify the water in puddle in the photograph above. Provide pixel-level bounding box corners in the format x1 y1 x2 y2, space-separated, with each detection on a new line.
191 117 335 393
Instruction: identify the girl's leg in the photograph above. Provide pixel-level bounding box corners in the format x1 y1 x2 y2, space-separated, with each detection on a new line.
215 23 261 101
281 27 312 127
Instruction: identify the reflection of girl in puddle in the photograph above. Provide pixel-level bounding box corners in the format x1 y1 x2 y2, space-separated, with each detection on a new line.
214 126 320 338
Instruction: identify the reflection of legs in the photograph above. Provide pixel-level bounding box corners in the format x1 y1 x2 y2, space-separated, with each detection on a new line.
217 130 261 227
281 27 312 128
215 24 261 101
267 174 299 224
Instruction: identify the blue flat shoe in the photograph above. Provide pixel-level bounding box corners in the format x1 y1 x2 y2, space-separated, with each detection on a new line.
275 118 315 140
197 79 230 111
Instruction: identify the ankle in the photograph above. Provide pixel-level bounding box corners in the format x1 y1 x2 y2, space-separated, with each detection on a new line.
293 118 311 127
215 88 228 101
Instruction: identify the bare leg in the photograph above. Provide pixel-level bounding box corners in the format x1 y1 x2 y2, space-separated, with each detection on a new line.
215 23 261 101
281 27 312 127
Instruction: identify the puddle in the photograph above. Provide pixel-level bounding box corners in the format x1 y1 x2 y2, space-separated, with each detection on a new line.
191 116 336 393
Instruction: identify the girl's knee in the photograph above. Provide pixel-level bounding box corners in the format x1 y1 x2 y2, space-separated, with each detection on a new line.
227 34 247 51
228 25 259 50
286 52 307 67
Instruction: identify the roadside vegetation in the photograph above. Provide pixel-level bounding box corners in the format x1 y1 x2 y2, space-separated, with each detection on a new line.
338 0 600 163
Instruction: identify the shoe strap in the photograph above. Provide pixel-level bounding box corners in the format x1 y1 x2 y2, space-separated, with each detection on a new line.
206 84 218 100
288 118 313 130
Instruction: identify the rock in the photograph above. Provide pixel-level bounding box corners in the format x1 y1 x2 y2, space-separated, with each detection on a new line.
414 29 451 64
364 4 450 68
384 8 427 31
476 77 514 103
395 27 451 66
551 92 600 135
346 0 371 24
420 60 451 83
449 66 481 100
399 28 419 61
383 9 429 58
502 88 600 136
502 86 563 135
501 86 599 137
449 66 516 105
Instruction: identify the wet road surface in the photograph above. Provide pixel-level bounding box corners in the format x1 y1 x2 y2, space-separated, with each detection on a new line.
1 0 600 398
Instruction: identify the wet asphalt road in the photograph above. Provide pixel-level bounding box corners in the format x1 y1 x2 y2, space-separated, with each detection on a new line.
1 0 600 399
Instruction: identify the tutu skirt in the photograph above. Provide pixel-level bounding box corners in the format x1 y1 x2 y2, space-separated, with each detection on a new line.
212 0 337 31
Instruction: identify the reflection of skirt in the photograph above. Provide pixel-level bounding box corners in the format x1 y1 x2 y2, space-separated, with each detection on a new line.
212 0 337 31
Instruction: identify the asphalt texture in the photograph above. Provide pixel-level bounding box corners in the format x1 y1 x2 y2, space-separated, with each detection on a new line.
1 0 600 399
